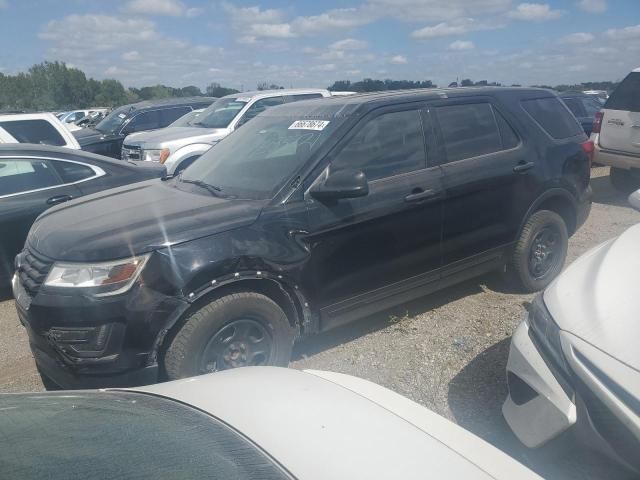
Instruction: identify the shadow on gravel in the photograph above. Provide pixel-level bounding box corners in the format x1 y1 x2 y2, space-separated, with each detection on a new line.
0 287 13 302
590 173 633 208
292 279 483 360
448 339 636 480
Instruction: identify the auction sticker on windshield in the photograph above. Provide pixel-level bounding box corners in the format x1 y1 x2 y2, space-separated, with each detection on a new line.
289 120 330 131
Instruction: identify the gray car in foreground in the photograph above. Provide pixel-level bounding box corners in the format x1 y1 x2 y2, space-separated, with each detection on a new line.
503 190 640 475
1 367 539 480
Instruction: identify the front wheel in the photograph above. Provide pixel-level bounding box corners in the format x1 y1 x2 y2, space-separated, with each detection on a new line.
164 292 296 380
511 210 568 293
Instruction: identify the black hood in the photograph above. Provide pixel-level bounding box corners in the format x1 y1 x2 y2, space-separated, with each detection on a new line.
73 127 121 147
27 180 265 262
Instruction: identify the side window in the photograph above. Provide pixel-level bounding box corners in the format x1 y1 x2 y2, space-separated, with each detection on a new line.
331 109 426 181
605 72 640 112
435 103 503 163
238 97 285 126
161 107 192 126
562 98 587 118
0 120 66 147
290 93 323 102
123 110 162 134
494 109 520 149
581 98 601 117
52 161 96 183
521 97 583 139
0 158 61 196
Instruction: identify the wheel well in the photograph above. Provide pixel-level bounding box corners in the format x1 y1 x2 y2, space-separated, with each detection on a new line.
175 155 200 173
158 279 302 367
535 195 577 234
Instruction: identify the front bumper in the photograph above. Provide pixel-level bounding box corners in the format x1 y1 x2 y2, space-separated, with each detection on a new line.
13 274 189 389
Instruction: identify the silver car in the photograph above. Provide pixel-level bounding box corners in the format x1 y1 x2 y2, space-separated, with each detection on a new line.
122 88 331 175
503 190 640 475
1 367 539 479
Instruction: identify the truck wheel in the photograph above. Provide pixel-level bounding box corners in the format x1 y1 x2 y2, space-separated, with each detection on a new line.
610 167 639 193
511 210 568 293
164 292 296 380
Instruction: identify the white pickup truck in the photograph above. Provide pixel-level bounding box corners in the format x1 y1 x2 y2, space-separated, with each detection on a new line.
0 113 81 149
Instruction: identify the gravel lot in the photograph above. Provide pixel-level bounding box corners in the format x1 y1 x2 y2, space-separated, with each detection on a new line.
1 167 638 479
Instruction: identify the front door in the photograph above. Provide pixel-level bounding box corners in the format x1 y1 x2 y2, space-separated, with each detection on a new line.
301 105 444 330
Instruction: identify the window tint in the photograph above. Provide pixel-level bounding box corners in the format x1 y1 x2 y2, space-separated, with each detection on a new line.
581 98 601 117
605 72 640 112
436 103 503 163
332 109 425 181
52 161 95 183
161 106 192 125
0 119 66 146
0 392 289 480
0 158 61 196
124 110 162 133
562 97 587 118
290 93 323 101
238 97 285 126
495 110 520 149
521 97 583 139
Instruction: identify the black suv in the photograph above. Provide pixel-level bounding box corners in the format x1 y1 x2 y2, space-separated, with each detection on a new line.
14 88 592 388
73 97 215 159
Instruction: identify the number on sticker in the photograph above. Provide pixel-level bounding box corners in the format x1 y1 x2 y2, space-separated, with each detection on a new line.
289 120 330 131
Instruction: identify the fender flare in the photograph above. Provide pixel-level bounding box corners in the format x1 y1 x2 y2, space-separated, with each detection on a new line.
517 187 577 237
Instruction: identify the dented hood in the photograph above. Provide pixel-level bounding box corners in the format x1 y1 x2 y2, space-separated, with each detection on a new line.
544 223 640 371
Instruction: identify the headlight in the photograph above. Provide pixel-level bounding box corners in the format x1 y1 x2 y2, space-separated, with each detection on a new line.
143 149 170 163
44 254 149 297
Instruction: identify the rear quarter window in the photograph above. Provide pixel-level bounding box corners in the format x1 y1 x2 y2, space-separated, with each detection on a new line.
521 97 583 139
605 72 640 112
0 119 66 146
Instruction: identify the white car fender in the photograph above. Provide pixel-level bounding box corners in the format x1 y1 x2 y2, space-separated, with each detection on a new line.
165 142 216 175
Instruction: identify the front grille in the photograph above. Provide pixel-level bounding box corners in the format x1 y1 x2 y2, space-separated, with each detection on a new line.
122 144 142 161
17 248 54 296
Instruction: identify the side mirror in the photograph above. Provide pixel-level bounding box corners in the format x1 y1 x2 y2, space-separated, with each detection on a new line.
310 169 369 201
629 190 640 212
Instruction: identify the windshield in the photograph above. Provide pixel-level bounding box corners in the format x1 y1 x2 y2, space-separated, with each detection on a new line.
194 97 248 128
94 106 132 134
181 114 342 200
169 109 202 127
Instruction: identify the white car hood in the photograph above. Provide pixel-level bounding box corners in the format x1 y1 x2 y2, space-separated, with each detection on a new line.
125 127 228 149
545 223 640 371
133 367 539 480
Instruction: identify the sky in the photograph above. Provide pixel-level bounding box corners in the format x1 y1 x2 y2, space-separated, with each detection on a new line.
0 0 638 90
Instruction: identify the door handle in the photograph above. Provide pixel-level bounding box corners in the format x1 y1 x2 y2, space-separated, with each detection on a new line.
404 189 440 203
513 162 535 173
46 195 73 206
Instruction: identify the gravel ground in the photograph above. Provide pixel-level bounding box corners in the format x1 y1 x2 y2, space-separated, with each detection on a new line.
1 167 638 479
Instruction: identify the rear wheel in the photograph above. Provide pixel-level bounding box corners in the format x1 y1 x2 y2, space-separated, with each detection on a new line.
511 210 568 293
164 292 295 380
610 167 640 193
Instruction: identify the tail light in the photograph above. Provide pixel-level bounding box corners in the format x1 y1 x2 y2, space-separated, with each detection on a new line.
582 140 595 167
592 111 604 134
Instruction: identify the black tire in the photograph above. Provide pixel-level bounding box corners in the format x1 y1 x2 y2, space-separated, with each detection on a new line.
511 210 568 293
164 292 295 380
610 167 640 193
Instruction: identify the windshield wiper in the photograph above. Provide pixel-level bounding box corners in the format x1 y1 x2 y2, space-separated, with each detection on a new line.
180 178 223 196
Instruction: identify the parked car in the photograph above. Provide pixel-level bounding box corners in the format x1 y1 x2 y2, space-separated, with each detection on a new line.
590 68 640 191
14 87 592 389
0 367 540 480
0 113 80 149
121 89 331 175
503 190 640 475
58 110 90 125
73 109 110 129
166 108 205 127
583 90 609 104
74 97 215 159
1 144 165 285
559 91 602 136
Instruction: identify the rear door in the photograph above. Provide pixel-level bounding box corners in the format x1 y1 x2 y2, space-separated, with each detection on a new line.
431 98 530 266
599 71 640 154
0 157 80 281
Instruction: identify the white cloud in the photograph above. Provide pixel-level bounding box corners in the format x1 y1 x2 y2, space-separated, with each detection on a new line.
561 32 594 44
248 23 296 39
221 3 285 24
122 50 140 61
449 40 475 50
367 0 512 22
568 64 587 72
578 0 607 13
390 55 408 64
412 22 467 38
507 3 563 21
291 8 374 34
186 7 203 18
123 0 187 16
605 24 640 41
310 63 337 72
105 66 128 76
0 0 7 9
329 38 368 50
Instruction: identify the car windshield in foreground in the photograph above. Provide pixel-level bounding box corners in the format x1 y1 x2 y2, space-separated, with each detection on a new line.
180 114 343 200
194 97 248 128
0 392 288 480
94 106 131 134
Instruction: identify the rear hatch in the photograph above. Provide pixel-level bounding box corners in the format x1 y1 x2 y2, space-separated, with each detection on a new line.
599 71 640 155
